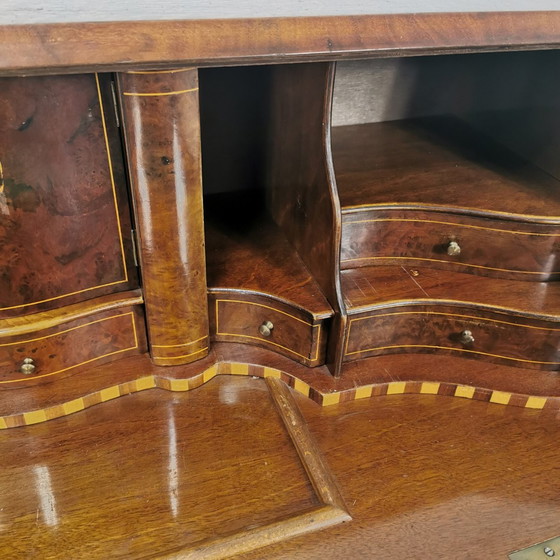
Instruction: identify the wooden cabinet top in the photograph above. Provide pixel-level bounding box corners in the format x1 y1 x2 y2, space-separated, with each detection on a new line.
1 2 559 75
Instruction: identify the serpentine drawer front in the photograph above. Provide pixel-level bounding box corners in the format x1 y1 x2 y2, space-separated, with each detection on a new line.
0 309 146 386
340 210 560 281
344 305 560 370
210 295 326 367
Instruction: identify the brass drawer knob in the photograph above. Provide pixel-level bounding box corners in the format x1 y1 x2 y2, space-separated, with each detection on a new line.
447 240 461 256
459 330 475 345
258 321 274 337
20 357 36 375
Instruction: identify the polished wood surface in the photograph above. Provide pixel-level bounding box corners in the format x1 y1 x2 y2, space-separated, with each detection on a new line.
209 296 327 367
0 376 351 559
2 375 558 559
334 117 560 220
205 192 332 319
341 265 560 316
344 303 560 369
205 191 332 366
0 305 147 387
241 387 560 559
341 209 560 280
118 68 209 366
2 12 560 76
0 73 137 318
265 62 347 375
4 343 560 429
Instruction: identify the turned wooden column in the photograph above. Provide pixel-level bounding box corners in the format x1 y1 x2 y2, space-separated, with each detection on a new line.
118 68 209 365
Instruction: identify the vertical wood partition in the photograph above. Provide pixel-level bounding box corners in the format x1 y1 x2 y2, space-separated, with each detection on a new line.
265 62 347 375
118 68 209 366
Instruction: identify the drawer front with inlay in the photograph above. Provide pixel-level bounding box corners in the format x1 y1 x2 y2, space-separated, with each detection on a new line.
210 296 325 366
0 308 146 385
344 305 560 370
341 210 560 280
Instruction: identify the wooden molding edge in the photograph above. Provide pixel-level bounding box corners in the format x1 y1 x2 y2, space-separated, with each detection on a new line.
158 505 349 560
2 12 560 76
1 360 558 429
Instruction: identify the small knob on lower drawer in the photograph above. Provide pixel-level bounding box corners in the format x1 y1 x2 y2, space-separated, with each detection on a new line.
258 321 274 337
447 240 461 256
459 330 475 345
20 357 36 375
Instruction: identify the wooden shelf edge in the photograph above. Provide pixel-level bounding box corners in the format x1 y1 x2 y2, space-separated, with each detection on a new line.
2 348 560 429
2 12 560 76
0 290 144 338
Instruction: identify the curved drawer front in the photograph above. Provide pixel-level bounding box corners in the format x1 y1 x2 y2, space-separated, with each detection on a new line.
341 210 560 280
344 305 560 370
0 308 146 386
210 294 327 367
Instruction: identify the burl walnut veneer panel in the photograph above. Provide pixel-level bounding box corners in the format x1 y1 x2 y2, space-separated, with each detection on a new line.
0 73 137 318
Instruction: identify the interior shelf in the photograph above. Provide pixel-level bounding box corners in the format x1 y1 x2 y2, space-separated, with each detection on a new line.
341 265 560 317
204 191 333 320
332 116 560 221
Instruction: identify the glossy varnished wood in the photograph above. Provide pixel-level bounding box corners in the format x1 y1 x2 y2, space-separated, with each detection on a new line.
4 343 560 429
0 304 147 387
118 69 209 365
205 192 332 319
205 192 332 366
341 209 560 280
341 266 560 368
0 375 350 559
240 389 560 559
0 73 137 318
341 265 560 316
333 117 560 220
2 374 558 559
265 62 347 375
1 12 560 76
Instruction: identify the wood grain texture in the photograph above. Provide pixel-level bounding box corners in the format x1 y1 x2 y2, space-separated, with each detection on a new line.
344 304 560 369
0 306 147 387
341 210 560 280
0 73 137 318
334 117 560 221
239 388 560 559
1 12 560 76
0 376 329 559
205 191 332 319
341 265 560 317
209 295 327 367
265 62 347 375
3 343 560 429
118 69 209 365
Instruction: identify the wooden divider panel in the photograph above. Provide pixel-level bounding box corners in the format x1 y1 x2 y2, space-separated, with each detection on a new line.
118 68 209 365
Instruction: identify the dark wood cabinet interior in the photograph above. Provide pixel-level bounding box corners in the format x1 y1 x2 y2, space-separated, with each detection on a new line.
199 50 560 377
3 43 560 426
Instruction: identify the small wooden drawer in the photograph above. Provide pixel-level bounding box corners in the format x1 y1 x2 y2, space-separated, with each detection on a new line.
341 209 560 280
344 305 560 370
0 309 146 385
210 295 326 366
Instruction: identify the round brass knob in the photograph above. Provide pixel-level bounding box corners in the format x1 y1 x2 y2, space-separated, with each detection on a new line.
459 330 475 345
20 357 36 375
447 240 461 256
258 321 274 337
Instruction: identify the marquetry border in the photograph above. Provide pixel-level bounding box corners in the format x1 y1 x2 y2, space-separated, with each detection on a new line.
2 360 558 430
